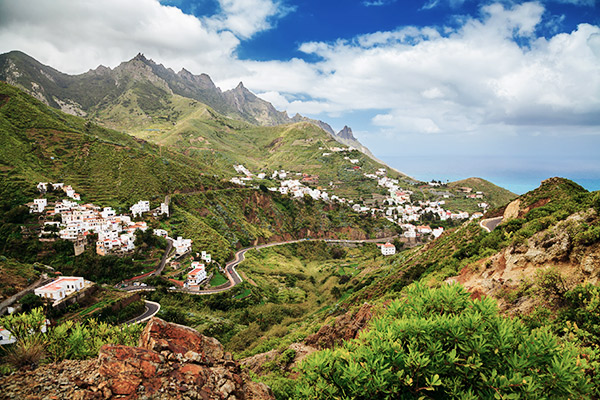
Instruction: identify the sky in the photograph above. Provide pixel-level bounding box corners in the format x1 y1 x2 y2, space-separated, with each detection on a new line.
0 0 599 193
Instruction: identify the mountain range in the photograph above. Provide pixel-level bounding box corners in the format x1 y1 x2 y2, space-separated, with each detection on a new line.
0 51 369 156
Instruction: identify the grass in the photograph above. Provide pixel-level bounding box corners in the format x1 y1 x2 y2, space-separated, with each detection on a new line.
210 271 228 286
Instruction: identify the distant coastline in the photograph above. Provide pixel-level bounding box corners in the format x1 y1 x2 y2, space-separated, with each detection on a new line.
382 155 600 195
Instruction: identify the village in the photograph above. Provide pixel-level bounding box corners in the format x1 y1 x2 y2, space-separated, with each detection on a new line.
227 146 489 241
18 150 492 310
23 182 216 303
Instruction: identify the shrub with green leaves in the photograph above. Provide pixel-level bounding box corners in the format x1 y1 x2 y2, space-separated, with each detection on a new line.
295 283 592 399
0 308 143 371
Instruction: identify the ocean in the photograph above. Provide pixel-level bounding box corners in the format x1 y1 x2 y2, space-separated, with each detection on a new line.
381 155 600 195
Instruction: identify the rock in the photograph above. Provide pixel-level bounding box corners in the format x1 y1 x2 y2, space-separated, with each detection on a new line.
0 318 275 400
305 303 374 350
581 253 599 274
140 317 224 363
503 199 521 221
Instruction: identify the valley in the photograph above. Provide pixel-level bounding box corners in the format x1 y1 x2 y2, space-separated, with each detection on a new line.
0 51 599 399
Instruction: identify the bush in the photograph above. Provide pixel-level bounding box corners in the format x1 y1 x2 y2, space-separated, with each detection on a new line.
0 308 143 369
295 283 592 399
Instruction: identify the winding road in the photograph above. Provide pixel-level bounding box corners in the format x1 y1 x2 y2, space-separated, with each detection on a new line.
178 236 400 295
121 236 399 325
123 300 161 325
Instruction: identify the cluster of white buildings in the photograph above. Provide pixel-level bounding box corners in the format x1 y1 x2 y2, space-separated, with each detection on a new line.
28 183 165 255
268 179 331 201
356 172 475 234
30 183 80 213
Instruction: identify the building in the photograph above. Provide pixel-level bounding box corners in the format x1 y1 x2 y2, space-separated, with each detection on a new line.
34 276 85 301
380 242 396 256
130 200 150 218
160 202 169 216
29 198 47 213
153 229 168 237
187 264 207 286
173 236 192 256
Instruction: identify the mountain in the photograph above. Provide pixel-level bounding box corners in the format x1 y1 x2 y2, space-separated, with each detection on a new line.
0 51 375 156
0 81 396 270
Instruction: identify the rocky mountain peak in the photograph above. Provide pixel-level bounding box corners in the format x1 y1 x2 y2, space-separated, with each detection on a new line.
337 125 356 141
133 52 149 63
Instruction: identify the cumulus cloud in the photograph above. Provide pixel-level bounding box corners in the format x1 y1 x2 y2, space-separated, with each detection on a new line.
0 0 287 74
248 1 599 140
205 0 294 39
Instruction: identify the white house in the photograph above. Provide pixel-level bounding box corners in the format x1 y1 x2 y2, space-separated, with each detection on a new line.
380 242 396 256
130 201 150 218
37 182 48 193
187 264 207 286
153 229 168 237
101 207 116 219
34 276 85 302
160 203 169 216
173 236 192 256
432 227 444 239
30 198 47 213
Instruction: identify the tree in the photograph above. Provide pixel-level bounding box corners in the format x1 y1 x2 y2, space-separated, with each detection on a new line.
19 293 44 313
296 283 592 399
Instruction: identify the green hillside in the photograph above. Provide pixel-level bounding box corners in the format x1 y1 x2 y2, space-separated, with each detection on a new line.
0 81 227 207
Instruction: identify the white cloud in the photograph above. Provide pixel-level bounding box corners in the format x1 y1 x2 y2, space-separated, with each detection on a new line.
205 0 294 39
0 0 243 74
0 0 288 74
243 1 600 139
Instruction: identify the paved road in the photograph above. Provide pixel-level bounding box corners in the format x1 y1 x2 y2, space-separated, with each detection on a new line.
480 216 503 233
182 236 399 295
152 238 173 277
124 300 160 325
124 236 398 297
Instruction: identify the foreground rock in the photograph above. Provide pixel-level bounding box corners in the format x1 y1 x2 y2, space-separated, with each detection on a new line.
0 317 274 400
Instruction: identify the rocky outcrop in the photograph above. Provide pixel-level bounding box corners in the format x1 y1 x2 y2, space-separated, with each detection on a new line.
305 303 374 350
452 210 600 315
0 318 274 400
503 199 521 221
336 126 356 141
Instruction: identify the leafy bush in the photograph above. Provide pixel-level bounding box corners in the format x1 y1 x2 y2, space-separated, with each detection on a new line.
295 283 592 399
0 308 143 370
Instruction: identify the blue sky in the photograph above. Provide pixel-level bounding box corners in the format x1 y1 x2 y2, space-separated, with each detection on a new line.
0 0 599 193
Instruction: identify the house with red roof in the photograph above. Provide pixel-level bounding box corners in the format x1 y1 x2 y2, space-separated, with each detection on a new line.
34 276 85 302
380 242 396 256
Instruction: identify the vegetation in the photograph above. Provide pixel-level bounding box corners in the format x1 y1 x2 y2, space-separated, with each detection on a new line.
294 283 592 399
0 308 143 372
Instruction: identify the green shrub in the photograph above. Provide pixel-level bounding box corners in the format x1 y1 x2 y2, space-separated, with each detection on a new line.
295 283 592 399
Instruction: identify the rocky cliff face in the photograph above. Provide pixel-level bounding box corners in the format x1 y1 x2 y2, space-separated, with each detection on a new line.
451 208 600 315
0 318 274 400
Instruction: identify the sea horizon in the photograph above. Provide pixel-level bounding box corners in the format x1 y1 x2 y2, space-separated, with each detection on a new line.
381 155 600 195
